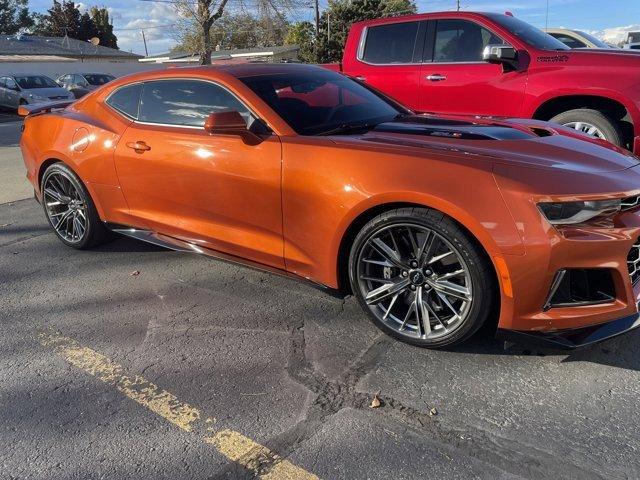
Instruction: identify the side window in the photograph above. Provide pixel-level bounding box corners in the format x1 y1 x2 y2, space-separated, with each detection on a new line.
548 33 586 49
74 75 86 85
0 77 6 88
138 79 251 128
362 21 420 64
433 19 505 62
5 77 18 90
106 83 143 119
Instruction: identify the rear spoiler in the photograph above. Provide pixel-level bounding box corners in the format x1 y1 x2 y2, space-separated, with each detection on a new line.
18 99 74 117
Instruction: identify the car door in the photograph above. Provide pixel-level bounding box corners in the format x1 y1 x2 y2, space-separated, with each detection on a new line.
112 79 285 269
419 18 527 116
345 20 426 110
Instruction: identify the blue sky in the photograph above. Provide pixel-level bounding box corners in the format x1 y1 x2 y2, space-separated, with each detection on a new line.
26 0 640 55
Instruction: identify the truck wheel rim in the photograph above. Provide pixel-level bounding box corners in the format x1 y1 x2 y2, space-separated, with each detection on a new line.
563 121 606 140
43 172 88 243
356 223 473 340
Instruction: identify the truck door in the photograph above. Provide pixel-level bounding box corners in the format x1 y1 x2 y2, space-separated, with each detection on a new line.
419 18 527 117
345 20 427 111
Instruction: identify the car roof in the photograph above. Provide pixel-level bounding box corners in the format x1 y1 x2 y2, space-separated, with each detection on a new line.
178 62 330 78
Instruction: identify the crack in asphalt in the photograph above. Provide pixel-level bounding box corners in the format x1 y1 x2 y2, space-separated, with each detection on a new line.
211 318 606 480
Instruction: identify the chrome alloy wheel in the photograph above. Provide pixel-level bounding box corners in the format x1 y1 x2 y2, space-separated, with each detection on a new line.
563 121 606 140
43 171 88 243
356 224 473 341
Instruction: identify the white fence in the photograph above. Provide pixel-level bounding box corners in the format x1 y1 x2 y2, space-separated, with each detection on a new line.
0 60 166 81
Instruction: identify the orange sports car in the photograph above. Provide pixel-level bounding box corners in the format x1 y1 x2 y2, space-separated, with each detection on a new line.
19 63 640 349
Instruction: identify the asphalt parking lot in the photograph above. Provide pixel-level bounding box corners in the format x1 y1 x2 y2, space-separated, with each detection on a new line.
3 120 640 479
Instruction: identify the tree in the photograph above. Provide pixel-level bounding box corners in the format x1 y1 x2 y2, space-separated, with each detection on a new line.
36 0 81 37
173 11 288 54
0 0 34 34
284 21 314 63
310 0 417 63
171 0 294 65
90 7 118 49
32 1 118 48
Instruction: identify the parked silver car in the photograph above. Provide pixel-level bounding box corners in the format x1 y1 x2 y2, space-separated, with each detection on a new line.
56 73 116 99
0 74 73 110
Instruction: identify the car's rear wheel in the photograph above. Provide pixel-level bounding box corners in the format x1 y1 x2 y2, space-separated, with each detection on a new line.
349 207 496 348
41 162 110 249
550 108 624 147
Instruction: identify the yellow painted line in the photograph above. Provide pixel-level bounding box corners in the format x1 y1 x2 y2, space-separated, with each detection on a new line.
39 331 318 480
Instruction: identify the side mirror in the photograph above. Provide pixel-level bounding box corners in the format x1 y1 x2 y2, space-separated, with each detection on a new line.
204 110 248 136
483 44 519 69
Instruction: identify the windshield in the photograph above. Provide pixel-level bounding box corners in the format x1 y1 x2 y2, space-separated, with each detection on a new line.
575 30 610 48
14 75 60 89
238 68 402 135
84 74 115 86
485 13 570 50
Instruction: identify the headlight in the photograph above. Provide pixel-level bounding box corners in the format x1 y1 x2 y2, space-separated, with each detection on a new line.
538 199 621 225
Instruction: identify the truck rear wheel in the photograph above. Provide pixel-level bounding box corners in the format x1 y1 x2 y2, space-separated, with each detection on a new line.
550 108 624 148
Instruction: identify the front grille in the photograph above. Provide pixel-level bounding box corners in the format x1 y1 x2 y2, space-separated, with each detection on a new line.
621 195 640 211
627 238 640 284
48 95 67 100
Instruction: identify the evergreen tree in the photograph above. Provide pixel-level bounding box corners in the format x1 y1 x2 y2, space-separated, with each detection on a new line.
0 0 34 34
90 7 118 49
292 0 417 63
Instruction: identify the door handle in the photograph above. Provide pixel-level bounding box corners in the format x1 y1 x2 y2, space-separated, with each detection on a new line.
126 141 151 153
426 74 447 82
355 76 367 82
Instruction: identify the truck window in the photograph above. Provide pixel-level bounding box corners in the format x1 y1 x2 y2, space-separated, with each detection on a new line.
433 19 505 63
362 21 420 64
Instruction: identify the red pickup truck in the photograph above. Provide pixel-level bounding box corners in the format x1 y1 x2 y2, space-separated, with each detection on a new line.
326 11 640 154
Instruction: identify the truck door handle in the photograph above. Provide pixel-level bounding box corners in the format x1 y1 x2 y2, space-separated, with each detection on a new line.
355 76 367 82
426 74 447 82
126 141 151 153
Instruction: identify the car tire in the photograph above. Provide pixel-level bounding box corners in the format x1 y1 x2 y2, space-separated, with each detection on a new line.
550 108 624 147
349 207 496 348
41 162 111 249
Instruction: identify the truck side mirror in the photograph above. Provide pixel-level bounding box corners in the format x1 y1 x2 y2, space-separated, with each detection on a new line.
483 44 519 70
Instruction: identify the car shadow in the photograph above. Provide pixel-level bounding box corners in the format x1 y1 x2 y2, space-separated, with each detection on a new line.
446 324 640 372
90 235 640 373
92 235 169 253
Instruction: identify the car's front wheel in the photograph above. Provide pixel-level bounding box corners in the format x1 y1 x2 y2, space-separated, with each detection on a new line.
349 207 496 348
41 162 110 249
550 108 624 148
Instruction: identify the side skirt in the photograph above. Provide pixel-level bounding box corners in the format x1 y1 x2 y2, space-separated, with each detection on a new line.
105 223 346 299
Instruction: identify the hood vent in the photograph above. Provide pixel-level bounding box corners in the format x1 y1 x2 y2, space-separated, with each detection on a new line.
373 121 535 141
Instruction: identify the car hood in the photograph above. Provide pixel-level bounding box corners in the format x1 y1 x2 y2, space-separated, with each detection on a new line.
335 115 639 174
24 87 71 98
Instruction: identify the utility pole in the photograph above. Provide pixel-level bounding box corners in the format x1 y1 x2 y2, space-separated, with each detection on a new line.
456 0 460 11
314 0 320 36
545 0 549 29
141 29 148 57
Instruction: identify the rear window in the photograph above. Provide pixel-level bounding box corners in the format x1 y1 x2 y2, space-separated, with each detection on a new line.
362 21 420 64
106 83 142 119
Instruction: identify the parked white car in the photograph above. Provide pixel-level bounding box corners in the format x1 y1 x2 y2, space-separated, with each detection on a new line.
0 74 73 110
543 28 614 49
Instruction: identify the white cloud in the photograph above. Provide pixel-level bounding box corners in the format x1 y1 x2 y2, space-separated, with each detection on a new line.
588 24 640 45
114 2 178 55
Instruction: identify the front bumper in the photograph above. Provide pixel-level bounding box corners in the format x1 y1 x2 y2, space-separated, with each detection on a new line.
496 312 640 349
494 163 640 334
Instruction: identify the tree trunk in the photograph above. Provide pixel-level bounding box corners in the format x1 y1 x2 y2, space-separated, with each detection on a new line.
200 20 212 65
